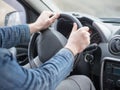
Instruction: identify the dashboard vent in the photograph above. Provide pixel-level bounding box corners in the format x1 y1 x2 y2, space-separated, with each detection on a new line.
109 35 120 55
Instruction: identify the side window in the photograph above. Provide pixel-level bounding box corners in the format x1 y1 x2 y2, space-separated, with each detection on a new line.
0 0 28 66
0 1 15 26
0 0 26 26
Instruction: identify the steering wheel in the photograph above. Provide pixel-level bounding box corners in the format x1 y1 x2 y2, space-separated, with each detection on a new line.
28 13 82 68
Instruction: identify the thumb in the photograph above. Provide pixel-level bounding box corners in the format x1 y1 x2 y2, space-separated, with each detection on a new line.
72 23 78 32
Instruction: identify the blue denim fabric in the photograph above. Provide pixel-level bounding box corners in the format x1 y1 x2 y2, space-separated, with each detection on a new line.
0 25 30 48
0 25 74 90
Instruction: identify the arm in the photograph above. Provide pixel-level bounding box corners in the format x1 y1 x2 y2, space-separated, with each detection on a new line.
0 25 30 48
0 48 74 90
0 23 90 90
0 11 59 48
0 11 90 89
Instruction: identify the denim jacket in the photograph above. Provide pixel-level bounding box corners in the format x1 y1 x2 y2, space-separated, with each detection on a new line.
0 25 74 90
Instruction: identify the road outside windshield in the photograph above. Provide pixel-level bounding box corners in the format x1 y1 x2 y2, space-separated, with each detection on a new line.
52 0 120 18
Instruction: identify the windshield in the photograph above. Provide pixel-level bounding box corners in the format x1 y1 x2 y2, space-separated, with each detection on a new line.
52 0 120 18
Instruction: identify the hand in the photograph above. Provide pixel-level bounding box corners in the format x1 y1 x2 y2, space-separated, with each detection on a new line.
65 23 90 56
29 11 60 33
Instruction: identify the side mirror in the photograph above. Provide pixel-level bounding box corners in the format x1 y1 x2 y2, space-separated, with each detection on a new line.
5 11 26 26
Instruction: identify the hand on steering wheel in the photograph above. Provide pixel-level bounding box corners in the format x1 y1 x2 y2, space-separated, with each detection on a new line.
28 13 90 68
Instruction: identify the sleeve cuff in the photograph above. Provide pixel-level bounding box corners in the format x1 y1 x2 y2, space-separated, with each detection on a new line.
58 48 74 61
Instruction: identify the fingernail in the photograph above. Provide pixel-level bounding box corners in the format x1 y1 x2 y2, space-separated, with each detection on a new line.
73 23 77 26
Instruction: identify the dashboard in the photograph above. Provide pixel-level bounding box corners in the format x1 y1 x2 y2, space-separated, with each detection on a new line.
80 19 102 44
55 12 120 90
56 14 104 45
23 11 120 90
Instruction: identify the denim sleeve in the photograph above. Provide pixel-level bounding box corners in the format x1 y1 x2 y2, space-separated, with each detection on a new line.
0 25 30 48
0 48 74 90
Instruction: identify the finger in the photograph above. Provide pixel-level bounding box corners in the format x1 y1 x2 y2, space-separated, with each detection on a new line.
83 32 91 44
85 31 90 36
54 13 60 18
84 33 90 40
49 13 60 23
45 11 54 17
79 26 89 32
72 23 78 32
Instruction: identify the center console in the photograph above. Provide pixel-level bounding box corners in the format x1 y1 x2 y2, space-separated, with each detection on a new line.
101 57 120 90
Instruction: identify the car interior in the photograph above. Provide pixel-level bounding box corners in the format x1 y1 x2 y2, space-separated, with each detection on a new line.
1 0 120 90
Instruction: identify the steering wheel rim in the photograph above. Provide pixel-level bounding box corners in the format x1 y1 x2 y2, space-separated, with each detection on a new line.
28 13 82 68
59 13 82 28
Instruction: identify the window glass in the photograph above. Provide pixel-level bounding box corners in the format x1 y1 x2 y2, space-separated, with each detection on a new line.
52 0 120 18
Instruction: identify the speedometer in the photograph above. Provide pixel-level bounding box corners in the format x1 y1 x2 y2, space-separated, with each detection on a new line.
90 32 102 44
80 19 102 44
